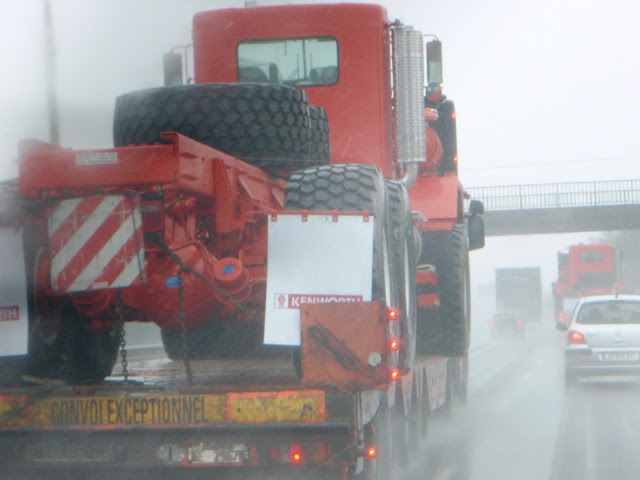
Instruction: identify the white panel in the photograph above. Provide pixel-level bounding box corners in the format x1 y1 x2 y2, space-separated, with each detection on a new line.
264 213 374 346
0 227 29 356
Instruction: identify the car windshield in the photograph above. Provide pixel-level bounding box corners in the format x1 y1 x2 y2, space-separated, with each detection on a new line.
576 301 640 325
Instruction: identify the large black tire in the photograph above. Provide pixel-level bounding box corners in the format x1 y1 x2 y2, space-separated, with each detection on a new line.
391 395 410 469
0 188 64 385
113 83 330 172
385 180 417 373
63 311 122 384
284 164 389 301
161 322 260 360
416 224 470 357
23 236 66 380
308 106 331 163
359 395 393 480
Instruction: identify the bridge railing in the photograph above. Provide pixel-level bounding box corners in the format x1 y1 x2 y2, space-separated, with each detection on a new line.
466 180 640 212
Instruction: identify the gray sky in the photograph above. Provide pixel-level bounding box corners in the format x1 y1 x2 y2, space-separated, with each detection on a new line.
2 0 636 304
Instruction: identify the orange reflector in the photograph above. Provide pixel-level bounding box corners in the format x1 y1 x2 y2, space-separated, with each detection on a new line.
389 339 399 351
390 369 400 380
367 447 377 459
388 309 398 320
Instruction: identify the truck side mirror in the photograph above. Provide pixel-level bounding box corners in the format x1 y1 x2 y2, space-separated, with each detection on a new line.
468 215 485 251
469 199 484 216
163 53 183 87
426 40 443 86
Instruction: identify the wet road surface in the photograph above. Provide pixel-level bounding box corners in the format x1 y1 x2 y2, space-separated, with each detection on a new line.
404 323 640 480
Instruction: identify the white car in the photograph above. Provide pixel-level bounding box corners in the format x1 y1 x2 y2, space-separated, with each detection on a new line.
557 294 640 386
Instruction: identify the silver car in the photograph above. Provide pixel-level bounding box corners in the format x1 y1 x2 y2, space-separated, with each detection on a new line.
557 294 640 386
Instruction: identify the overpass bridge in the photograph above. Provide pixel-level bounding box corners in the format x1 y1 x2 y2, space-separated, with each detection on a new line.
465 180 640 236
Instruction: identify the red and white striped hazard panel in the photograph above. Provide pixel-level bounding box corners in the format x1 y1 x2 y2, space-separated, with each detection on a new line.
47 195 146 292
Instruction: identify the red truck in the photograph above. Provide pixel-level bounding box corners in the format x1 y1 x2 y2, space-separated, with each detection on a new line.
0 4 484 478
553 243 622 323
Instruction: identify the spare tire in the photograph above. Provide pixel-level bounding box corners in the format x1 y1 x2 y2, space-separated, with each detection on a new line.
113 83 330 172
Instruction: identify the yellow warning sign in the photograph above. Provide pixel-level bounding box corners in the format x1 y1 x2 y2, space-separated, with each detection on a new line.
1 390 326 428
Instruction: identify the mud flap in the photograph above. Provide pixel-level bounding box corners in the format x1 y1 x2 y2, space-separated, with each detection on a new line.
264 212 374 346
425 356 447 411
0 227 28 356
300 301 388 387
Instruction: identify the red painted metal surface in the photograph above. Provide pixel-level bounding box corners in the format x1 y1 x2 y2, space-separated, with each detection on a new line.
416 266 440 308
19 143 176 196
19 133 284 331
192 4 394 176
409 176 462 232
300 301 389 388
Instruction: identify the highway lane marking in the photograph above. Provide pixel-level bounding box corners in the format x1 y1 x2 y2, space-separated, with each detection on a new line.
585 402 597 480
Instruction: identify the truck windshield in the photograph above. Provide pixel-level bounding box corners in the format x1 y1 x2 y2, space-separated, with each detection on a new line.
238 37 338 86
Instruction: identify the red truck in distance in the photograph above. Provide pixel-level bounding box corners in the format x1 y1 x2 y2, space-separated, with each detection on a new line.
553 243 623 324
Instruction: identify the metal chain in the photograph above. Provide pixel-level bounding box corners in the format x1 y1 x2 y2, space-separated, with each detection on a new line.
116 291 129 384
177 270 194 384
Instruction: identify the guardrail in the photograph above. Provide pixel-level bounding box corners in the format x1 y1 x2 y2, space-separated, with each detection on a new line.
466 180 640 212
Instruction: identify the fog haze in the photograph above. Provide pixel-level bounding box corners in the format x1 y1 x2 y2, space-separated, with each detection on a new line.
2 0 637 309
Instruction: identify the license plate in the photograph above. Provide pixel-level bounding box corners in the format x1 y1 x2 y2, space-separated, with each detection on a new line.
188 442 249 465
600 352 640 361
24 440 117 464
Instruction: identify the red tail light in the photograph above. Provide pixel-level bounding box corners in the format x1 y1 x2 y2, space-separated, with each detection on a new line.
517 319 523 327
490 320 496 327
366 447 377 459
389 339 399 351
390 369 400 380
568 330 586 345
387 308 398 320
290 446 302 463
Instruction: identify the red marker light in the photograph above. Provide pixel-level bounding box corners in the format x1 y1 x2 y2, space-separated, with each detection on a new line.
568 330 586 345
390 369 400 380
389 339 399 351
367 447 377 459
291 451 302 463
490 321 496 327
388 309 398 320
517 319 523 327
453 155 458 164
451 111 456 120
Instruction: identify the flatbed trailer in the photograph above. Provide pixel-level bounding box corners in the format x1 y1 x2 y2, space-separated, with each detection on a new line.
0 350 449 479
